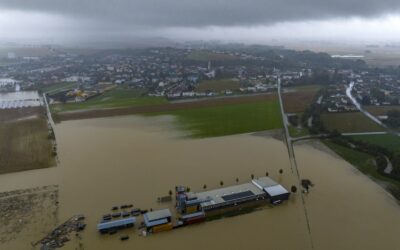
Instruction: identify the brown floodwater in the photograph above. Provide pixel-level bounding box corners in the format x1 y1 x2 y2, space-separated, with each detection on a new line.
0 115 399 250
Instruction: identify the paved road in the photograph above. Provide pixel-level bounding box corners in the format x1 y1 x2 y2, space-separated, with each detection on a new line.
43 94 54 125
346 82 387 128
277 77 314 249
341 131 388 136
43 93 56 140
292 134 329 142
384 156 393 174
346 82 400 137
277 78 296 173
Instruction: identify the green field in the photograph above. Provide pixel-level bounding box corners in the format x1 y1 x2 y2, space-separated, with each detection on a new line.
151 100 282 137
324 140 400 199
285 84 321 92
51 88 167 113
40 82 77 95
350 134 400 151
289 126 309 137
365 106 400 116
321 112 385 133
196 79 240 92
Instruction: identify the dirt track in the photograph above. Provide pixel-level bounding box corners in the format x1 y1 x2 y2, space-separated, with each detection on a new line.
55 94 277 122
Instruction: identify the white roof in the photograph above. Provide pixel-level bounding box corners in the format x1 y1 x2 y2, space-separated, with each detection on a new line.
264 185 289 196
97 217 136 230
196 182 265 207
252 177 278 190
145 209 171 222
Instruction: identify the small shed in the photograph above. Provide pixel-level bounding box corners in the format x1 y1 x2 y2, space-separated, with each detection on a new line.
252 177 290 203
263 185 290 203
143 209 172 232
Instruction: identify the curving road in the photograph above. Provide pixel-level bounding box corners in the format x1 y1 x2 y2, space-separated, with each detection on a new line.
345 81 400 138
346 82 387 128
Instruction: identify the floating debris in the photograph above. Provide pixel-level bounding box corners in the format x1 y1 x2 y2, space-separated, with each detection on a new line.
301 179 314 191
103 214 112 220
120 235 129 241
158 196 172 203
33 214 86 249
112 212 122 218
120 204 133 209
130 208 141 216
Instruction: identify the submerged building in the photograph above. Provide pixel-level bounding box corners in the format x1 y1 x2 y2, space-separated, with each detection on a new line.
97 217 136 234
176 177 290 216
143 209 173 233
252 177 291 204
195 182 267 211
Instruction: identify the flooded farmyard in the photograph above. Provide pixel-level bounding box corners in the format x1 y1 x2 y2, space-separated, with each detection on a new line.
0 115 399 250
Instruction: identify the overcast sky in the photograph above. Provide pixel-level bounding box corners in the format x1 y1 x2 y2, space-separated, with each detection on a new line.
0 0 400 45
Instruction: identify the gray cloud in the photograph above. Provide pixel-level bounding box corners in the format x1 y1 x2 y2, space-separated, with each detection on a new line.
1 0 400 28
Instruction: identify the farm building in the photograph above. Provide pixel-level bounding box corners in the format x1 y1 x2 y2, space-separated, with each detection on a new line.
196 182 267 211
176 177 290 215
180 211 206 225
143 209 173 233
97 217 136 234
252 177 290 203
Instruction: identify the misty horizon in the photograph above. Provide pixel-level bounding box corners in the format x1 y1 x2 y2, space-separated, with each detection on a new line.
0 1 400 46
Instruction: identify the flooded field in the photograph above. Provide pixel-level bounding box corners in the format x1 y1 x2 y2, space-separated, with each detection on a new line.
0 115 399 249
0 91 42 109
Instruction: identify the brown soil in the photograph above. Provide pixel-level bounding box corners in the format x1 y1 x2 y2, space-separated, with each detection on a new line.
282 90 319 113
0 107 45 122
0 107 55 174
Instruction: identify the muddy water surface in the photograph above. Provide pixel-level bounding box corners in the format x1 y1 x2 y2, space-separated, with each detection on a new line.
0 115 399 250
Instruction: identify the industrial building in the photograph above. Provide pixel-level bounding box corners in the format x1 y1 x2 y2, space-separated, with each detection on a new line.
96 177 290 236
143 209 173 233
196 182 267 211
180 211 206 225
252 177 291 204
97 217 136 234
176 177 290 214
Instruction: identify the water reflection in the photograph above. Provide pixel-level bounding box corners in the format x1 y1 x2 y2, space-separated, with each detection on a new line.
0 115 399 250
